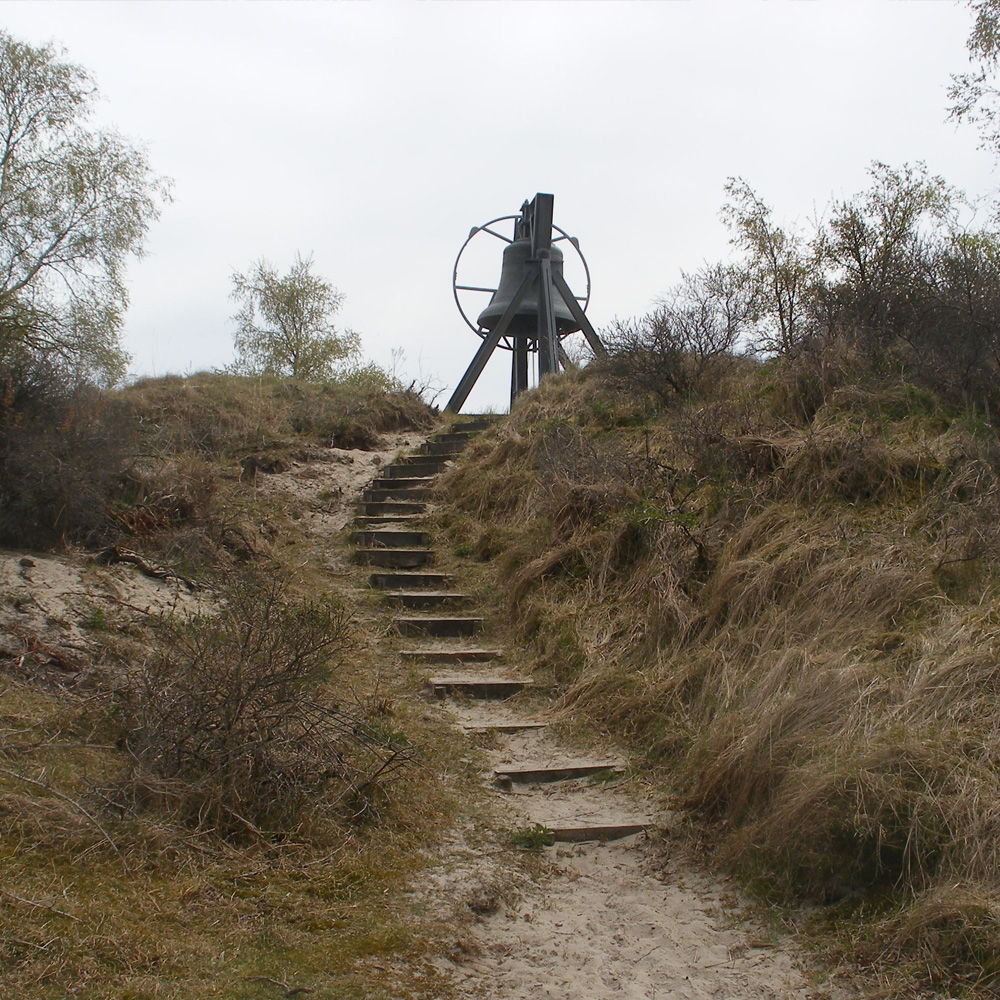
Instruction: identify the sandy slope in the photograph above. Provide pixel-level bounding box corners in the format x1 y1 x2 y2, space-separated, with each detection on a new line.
0 550 205 676
0 432 424 675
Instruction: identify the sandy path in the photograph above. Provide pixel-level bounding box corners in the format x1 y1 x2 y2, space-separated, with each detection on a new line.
430 698 842 1000
254 430 851 1000
453 843 811 1000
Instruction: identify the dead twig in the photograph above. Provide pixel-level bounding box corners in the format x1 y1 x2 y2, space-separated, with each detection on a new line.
1 738 117 755
0 886 81 922
4 626 85 674
244 975 314 996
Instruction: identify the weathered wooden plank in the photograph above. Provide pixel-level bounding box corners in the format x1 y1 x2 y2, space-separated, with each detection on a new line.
394 616 482 637
493 762 624 784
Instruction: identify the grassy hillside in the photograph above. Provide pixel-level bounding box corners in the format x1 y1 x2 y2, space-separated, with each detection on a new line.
0 373 476 999
6 357 999 997
435 354 1000 998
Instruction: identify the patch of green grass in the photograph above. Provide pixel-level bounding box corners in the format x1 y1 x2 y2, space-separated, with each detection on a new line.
509 823 555 850
587 768 623 785
82 606 109 631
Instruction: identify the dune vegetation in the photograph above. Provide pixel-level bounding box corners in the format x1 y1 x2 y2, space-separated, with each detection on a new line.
9 9 1000 995
0 370 480 999
433 166 1000 997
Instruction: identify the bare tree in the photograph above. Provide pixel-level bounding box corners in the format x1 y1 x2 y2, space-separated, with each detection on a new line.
600 264 752 402
721 178 817 355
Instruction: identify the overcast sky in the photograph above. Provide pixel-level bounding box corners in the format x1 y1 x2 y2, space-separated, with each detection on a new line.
3 0 995 411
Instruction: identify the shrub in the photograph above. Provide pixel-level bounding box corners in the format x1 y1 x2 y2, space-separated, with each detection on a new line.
598 264 751 404
112 575 417 839
0 357 136 548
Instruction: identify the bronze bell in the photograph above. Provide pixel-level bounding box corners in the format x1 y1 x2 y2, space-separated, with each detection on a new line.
476 238 581 337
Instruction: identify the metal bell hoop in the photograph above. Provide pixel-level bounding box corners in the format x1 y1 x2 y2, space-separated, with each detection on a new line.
448 193 605 412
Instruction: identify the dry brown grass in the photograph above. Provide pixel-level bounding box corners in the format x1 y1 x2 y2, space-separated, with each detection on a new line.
0 622 470 999
118 371 435 458
0 373 473 999
434 361 1000 997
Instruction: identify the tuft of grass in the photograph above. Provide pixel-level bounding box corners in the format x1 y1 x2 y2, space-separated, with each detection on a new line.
509 823 555 850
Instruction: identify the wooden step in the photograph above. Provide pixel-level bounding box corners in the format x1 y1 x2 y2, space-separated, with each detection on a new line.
359 501 427 517
368 476 436 491
384 591 472 609
370 571 455 590
400 647 503 663
493 761 624 785
428 433 474 447
396 454 452 467
383 462 447 479
355 514 422 527
427 674 532 698
545 822 649 843
418 444 460 458
354 548 433 568
394 616 482 637
349 529 431 548
463 721 548 734
364 487 434 502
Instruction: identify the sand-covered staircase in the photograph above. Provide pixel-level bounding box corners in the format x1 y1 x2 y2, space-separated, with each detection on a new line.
353 420 654 846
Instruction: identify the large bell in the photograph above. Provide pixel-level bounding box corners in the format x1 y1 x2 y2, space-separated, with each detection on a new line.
476 238 580 338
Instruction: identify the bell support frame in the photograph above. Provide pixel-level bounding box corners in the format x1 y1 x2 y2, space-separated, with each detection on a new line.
447 193 605 413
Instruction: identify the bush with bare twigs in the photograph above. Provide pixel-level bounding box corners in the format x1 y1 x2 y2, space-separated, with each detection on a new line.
0 358 137 548
111 575 418 839
599 264 753 403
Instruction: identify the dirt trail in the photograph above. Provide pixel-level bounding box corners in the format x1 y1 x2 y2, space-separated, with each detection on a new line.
448 843 812 1000
347 425 852 1000
426 708 839 1000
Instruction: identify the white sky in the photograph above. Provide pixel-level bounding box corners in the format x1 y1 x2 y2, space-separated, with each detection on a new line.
3 0 995 411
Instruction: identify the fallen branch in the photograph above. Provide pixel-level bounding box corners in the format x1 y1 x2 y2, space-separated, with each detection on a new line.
4 626 85 674
95 546 201 591
243 976 314 997
0 886 81 922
